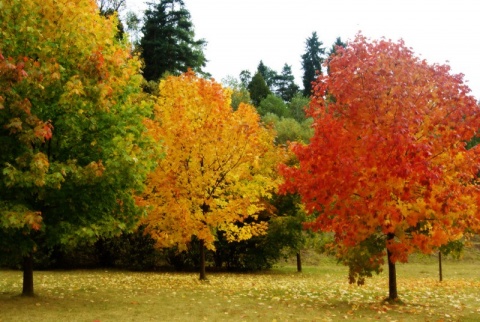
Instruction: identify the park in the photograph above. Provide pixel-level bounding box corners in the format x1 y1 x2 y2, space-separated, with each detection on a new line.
2 0 480 320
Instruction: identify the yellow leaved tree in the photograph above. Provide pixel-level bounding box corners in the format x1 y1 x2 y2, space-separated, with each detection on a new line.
140 71 282 279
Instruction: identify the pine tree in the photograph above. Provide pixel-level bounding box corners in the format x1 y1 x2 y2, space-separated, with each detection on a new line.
327 37 347 75
275 64 299 102
248 72 272 107
140 0 207 81
301 32 325 96
257 61 278 89
327 36 347 57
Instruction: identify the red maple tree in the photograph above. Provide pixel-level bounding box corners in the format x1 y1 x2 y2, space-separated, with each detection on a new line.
280 34 480 300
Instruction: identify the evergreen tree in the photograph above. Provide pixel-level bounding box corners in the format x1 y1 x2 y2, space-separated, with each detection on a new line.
301 32 325 96
140 0 207 81
327 36 347 57
327 37 347 75
275 64 300 102
247 71 271 107
257 61 278 89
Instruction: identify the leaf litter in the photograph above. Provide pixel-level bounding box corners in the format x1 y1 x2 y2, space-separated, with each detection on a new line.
1 268 480 321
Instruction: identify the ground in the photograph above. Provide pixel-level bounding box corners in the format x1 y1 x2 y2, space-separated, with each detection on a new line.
1 253 480 321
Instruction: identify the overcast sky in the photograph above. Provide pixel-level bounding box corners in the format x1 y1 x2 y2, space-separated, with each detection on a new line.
127 0 480 99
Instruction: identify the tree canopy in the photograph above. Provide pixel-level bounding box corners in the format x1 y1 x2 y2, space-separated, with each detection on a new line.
140 0 207 81
139 71 283 279
301 31 325 96
248 71 272 107
280 34 480 300
258 94 289 118
275 64 300 102
0 0 156 295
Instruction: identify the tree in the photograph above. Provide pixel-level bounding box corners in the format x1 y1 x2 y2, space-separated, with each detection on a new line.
0 0 156 296
97 0 126 38
326 37 347 75
124 11 142 48
275 64 300 102
262 114 313 146
239 70 252 88
258 95 290 118
221 75 251 110
248 71 272 107
280 34 480 301
327 36 347 57
262 113 314 272
139 71 282 280
257 60 278 89
140 0 207 81
288 93 310 123
301 32 325 96
97 0 125 13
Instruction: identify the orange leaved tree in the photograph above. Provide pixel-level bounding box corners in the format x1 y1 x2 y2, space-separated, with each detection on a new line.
280 34 480 301
140 71 282 279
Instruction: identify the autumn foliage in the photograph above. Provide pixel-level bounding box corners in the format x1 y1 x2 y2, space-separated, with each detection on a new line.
140 72 282 254
1 0 156 295
280 35 480 289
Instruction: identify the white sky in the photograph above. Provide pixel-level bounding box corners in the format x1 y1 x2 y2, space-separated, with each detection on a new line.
126 0 480 100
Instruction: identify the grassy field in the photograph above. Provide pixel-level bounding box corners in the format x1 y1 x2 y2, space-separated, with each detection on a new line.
1 254 480 321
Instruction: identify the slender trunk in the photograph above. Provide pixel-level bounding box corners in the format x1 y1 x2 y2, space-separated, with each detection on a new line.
296 252 302 273
199 240 206 280
438 251 443 282
386 233 398 301
22 253 34 297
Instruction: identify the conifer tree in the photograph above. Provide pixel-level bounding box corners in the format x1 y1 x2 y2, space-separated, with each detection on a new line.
327 37 347 75
257 60 278 89
301 32 325 96
248 71 271 107
275 64 300 102
140 0 207 81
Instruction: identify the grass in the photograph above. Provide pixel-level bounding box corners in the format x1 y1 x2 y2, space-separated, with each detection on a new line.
1 254 480 321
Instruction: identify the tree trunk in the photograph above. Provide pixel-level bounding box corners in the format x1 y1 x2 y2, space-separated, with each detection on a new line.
386 233 398 301
438 251 443 282
296 252 302 273
22 253 34 297
199 240 207 280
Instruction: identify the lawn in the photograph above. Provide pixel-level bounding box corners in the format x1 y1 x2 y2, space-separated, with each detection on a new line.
1 255 480 321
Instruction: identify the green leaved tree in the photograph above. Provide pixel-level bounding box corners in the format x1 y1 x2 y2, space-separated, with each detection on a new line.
221 75 251 110
0 0 157 296
258 95 290 118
